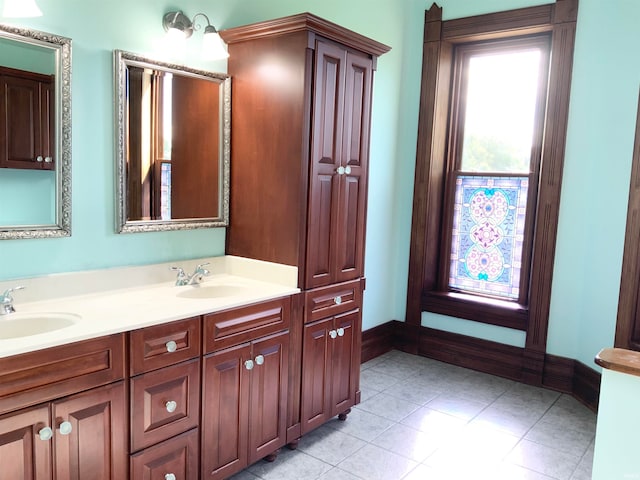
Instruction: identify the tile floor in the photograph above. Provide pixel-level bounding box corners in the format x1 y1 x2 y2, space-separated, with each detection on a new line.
230 350 596 480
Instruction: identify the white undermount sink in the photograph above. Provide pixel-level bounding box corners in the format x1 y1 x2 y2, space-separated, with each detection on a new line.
0 312 81 339
176 284 248 299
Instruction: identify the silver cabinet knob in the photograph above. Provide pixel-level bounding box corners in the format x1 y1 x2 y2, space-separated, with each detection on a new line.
59 421 72 435
255 354 264 366
165 474 176 480
344 166 352 175
44 156 53 163
334 296 342 305
336 166 345 175
38 426 53 441
165 401 177 413
329 330 338 339
36 155 43 162
337 327 345 337
166 340 178 353
245 359 254 370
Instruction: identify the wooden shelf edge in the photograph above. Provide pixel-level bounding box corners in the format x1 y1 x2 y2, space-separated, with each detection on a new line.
595 348 640 377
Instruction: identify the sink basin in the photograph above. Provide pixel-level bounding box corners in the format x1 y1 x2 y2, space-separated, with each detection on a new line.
176 285 247 299
0 312 80 339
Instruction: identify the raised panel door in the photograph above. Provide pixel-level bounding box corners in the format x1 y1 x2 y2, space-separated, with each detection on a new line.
0 405 51 480
248 331 289 463
300 317 332 434
335 53 373 284
201 343 250 480
329 310 359 417
53 381 127 480
306 40 346 289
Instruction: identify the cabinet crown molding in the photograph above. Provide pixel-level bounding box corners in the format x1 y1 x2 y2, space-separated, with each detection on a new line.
220 12 391 58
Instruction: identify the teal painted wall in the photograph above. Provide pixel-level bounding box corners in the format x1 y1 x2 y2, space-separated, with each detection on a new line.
1 0 638 372
592 369 640 479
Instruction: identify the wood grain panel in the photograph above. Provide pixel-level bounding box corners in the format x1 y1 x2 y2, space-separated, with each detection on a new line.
304 279 361 323
130 359 200 452
0 405 51 480
248 331 289 464
130 428 199 480
201 344 250 480
204 297 290 353
53 381 127 480
129 316 201 375
300 318 332 434
0 334 125 415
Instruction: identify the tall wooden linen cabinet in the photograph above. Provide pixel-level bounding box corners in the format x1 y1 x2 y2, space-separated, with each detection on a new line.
221 12 389 446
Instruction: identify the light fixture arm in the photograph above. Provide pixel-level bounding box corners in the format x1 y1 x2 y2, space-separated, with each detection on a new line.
191 12 217 34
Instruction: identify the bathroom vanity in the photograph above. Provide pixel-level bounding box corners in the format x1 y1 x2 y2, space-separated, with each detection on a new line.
0 11 389 480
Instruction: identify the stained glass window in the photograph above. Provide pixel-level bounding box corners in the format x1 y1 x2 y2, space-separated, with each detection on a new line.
449 175 528 299
160 162 171 220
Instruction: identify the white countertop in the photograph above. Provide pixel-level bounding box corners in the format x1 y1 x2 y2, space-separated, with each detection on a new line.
0 256 299 358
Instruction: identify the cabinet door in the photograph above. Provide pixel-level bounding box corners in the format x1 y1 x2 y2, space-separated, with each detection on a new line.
0 405 51 480
334 53 373 284
329 310 359 417
0 75 45 169
306 40 346 289
248 330 289 464
201 343 251 480
300 317 332 434
52 381 127 480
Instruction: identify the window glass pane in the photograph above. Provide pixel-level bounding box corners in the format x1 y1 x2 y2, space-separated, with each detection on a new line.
461 50 541 173
162 73 173 160
449 175 528 299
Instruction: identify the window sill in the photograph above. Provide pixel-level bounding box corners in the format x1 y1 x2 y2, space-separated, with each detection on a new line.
421 291 527 330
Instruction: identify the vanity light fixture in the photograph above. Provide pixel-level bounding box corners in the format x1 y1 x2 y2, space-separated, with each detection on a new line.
162 11 229 61
2 0 43 17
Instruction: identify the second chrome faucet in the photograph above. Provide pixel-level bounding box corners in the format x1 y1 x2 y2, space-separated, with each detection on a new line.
171 263 210 286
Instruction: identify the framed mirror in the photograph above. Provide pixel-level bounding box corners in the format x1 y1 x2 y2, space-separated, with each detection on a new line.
114 50 230 233
0 24 71 239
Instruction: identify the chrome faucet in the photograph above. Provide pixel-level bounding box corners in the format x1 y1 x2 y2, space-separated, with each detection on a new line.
0 286 25 315
170 263 210 286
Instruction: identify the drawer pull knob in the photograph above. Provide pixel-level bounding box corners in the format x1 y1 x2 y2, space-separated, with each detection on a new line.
165 401 178 413
337 327 345 337
329 330 338 339
245 359 254 370
255 354 264 366
44 156 53 163
59 421 72 435
165 474 176 480
38 427 53 441
166 340 178 353
36 155 43 162
334 296 342 305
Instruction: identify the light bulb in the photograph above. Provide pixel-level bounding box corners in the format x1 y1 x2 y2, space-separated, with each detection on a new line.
202 28 229 61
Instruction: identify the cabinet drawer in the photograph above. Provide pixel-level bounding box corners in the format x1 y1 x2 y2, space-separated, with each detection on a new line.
304 279 362 324
130 317 201 375
204 297 291 353
130 359 200 452
130 428 199 480
0 334 125 415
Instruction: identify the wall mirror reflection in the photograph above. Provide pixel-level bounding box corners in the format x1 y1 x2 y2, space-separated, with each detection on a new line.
114 50 230 233
0 24 71 239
